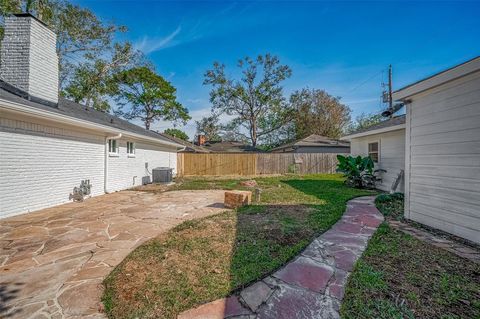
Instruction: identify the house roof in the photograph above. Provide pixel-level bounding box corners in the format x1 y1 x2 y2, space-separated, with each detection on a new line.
342 114 406 140
393 56 480 101
160 133 210 153
270 134 350 152
0 81 183 148
201 141 263 153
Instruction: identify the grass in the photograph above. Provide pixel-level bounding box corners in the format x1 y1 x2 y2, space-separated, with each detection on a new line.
341 194 480 319
102 174 373 319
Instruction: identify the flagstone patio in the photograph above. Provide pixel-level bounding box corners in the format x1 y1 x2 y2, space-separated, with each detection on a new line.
0 190 227 319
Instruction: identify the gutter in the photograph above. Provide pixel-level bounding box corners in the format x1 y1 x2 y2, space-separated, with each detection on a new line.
104 133 122 193
341 124 406 140
0 98 184 149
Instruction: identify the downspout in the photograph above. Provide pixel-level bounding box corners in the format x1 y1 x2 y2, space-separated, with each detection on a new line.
104 133 122 194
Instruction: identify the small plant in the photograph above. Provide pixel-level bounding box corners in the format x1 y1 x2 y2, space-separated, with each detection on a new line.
336 155 378 188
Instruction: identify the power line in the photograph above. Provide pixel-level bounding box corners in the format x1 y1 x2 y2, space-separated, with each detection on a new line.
346 70 382 94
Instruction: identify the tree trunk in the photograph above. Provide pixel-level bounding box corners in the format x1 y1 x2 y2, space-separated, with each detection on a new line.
251 120 257 147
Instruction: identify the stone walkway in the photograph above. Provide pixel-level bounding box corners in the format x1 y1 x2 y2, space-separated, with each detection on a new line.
178 196 383 319
388 220 480 263
0 190 227 319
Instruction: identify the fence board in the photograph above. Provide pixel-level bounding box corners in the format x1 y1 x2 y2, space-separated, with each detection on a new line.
177 153 346 177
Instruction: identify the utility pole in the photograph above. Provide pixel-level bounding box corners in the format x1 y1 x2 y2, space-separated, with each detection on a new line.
388 64 393 118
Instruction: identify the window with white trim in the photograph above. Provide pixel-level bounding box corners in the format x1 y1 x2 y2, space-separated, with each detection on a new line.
108 139 118 155
368 142 379 163
127 141 135 156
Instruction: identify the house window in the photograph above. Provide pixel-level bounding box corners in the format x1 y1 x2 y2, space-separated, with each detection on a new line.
108 139 118 155
368 142 379 163
127 142 135 156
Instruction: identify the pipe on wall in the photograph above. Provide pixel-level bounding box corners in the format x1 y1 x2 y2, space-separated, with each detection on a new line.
104 133 122 193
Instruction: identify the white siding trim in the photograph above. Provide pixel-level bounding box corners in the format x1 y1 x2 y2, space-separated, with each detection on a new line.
393 56 480 100
404 103 412 219
342 124 405 140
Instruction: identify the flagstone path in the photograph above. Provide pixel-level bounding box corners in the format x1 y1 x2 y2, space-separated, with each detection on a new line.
178 196 383 319
0 190 228 319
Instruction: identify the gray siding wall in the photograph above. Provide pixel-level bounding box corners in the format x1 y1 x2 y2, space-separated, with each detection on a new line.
350 129 405 192
406 70 480 244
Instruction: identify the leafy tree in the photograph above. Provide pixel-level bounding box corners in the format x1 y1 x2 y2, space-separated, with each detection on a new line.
195 114 221 142
348 112 384 133
164 128 189 141
204 54 292 147
290 88 351 139
111 66 190 130
63 43 142 111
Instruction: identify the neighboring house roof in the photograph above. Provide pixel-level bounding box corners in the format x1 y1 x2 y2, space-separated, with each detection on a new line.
393 56 480 101
200 141 263 153
270 134 350 152
160 133 210 153
342 114 406 140
0 81 183 148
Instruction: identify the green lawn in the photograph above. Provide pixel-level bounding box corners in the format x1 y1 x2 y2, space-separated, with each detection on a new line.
341 194 480 319
102 174 373 319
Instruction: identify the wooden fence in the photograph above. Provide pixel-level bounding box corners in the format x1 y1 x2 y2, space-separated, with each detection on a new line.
177 153 345 177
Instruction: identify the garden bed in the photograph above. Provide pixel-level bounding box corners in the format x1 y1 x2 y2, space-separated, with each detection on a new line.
102 174 373 318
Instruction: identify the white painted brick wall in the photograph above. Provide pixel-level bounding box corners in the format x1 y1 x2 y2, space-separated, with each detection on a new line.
0 115 178 218
0 119 105 218
0 15 59 104
107 140 177 192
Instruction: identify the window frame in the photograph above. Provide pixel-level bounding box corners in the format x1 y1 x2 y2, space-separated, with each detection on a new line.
127 141 136 157
108 139 119 157
368 141 380 163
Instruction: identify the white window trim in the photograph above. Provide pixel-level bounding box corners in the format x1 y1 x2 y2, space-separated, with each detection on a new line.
368 140 380 163
108 139 119 157
127 141 136 157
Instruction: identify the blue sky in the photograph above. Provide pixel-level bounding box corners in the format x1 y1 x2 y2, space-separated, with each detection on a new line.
74 0 480 138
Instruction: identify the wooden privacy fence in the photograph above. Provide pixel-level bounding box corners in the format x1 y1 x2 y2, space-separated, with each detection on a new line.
177 153 346 177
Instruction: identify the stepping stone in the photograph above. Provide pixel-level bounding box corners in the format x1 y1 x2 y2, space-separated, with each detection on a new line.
240 281 273 311
273 257 334 293
256 284 340 319
178 296 252 319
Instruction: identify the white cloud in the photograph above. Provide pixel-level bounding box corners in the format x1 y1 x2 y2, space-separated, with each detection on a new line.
134 25 182 54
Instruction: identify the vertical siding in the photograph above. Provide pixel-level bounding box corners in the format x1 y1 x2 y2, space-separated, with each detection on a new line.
407 71 480 244
350 129 406 192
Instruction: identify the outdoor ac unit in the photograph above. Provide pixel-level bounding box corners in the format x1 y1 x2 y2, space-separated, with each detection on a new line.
152 167 173 183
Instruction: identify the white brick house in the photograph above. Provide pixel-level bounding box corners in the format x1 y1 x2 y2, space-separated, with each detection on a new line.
0 14 183 218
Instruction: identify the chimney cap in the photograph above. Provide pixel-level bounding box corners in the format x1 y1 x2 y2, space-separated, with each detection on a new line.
12 13 52 29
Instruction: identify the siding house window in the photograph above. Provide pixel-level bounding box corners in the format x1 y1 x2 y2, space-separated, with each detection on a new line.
127 142 135 157
368 142 379 163
108 139 118 155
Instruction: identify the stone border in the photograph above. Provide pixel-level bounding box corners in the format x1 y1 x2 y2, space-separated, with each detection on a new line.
178 196 383 319
388 220 480 264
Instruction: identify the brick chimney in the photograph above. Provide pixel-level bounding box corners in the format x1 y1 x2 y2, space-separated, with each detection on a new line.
197 134 206 146
0 14 59 105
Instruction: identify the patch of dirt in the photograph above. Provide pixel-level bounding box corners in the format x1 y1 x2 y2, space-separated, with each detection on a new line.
238 205 315 245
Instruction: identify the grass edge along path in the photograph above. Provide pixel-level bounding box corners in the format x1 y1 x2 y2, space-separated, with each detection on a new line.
340 194 480 319
102 174 373 319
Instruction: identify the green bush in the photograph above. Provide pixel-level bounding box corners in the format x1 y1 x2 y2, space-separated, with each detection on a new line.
336 155 375 188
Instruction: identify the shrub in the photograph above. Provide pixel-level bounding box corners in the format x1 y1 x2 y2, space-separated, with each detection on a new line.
336 155 375 188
